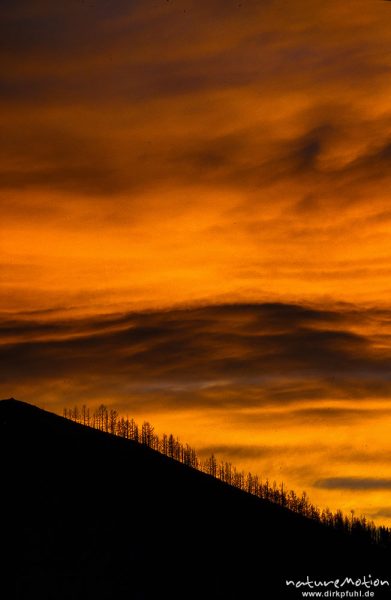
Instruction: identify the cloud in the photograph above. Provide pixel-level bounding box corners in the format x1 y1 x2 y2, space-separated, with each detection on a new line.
2 301 391 411
2 0 391 316
1 0 391 202
2 0 391 528
371 508 391 519
314 478 391 490
198 444 279 460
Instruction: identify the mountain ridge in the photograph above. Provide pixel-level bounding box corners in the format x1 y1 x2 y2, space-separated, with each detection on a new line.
2 398 391 600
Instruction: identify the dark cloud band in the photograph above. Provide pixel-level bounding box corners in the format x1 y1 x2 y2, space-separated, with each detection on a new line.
314 478 391 490
2 302 391 411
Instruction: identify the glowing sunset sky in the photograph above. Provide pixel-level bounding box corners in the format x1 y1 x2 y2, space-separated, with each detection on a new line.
2 0 391 524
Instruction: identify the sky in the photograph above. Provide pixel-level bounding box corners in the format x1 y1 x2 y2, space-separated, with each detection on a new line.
2 0 391 524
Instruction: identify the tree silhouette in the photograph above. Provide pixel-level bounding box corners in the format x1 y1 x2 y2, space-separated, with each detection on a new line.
63 403 391 549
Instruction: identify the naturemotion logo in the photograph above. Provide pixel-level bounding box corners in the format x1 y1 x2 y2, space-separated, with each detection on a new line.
286 575 389 597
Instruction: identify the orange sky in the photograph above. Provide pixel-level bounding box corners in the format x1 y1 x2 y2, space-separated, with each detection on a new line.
2 0 391 525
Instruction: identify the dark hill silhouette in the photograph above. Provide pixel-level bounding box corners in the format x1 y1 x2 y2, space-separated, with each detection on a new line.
2 399 391 600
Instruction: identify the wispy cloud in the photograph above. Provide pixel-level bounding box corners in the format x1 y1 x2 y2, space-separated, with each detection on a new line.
2 1 391 312
314 478 391 490
2 302 391 410
2 0 391 526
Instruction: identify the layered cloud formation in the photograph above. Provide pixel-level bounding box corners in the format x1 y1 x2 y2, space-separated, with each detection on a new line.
2 0 391 312
3 302 391 407
2 302 391 523
2 0 391 522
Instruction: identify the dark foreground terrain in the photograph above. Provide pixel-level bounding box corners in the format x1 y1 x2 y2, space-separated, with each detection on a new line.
2 399 390 599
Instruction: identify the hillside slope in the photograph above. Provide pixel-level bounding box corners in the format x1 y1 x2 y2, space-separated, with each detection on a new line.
2 399 390 599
